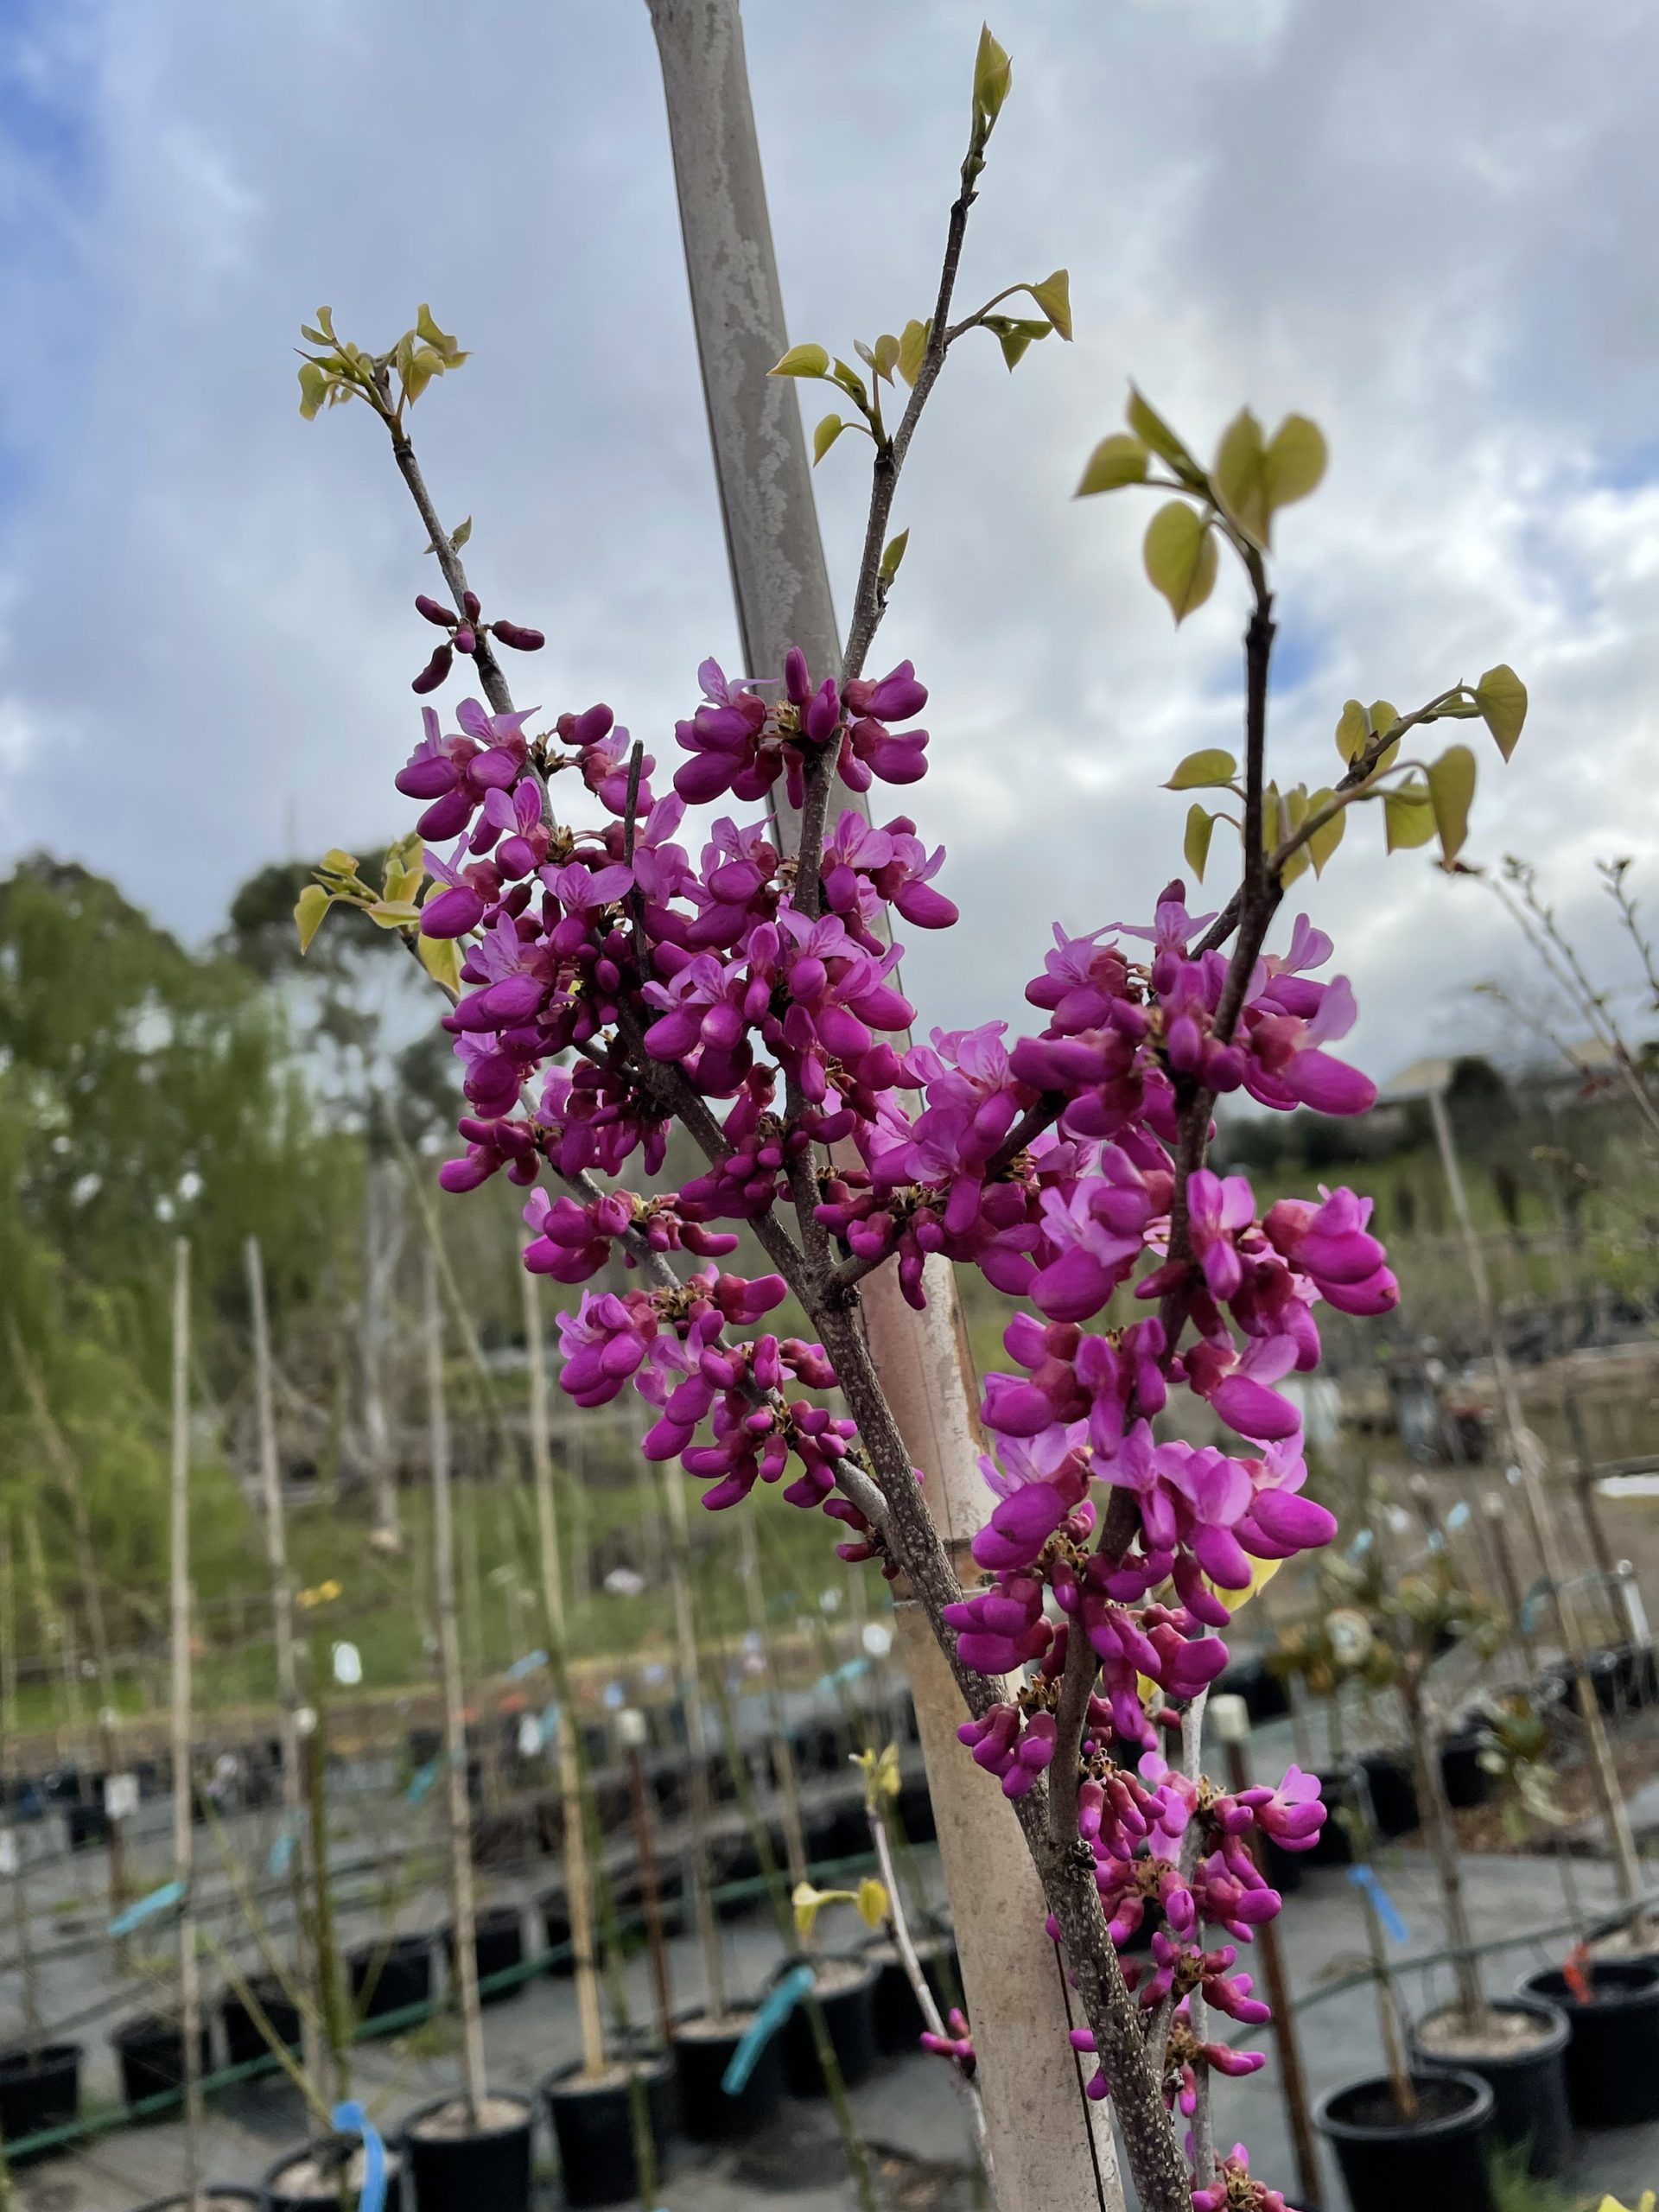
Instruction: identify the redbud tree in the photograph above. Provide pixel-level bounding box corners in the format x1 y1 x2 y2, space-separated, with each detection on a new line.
296 31 1525 2212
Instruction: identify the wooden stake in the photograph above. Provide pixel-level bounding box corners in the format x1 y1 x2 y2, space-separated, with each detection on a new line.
658 1448 728 2022
245 1236 321 2087
424 1255 486 2122
645 9 1129 2194
620 1712 674 2047
739 1516 807 1885
168 1238 204 2210
521 1269 607 2076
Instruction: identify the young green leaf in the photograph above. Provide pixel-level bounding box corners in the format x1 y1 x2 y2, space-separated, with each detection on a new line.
1165 748 1238 791
771 342 830 380
984 315 1050 371
1262 414 1327 512
1213 408 1269 546
416 931 461 996
415 304 467 366
1029 269 1072 341
1184 804 1216 881
974 23 1013 122
1076 433 1149 497
1143 501 1217 623
1426 743 1477 862
855 1877 891 1931
1383 781 1436 854
297 361 329 421
812 415 845 466
295 884 333 955
449 517 472 551
1306 791 1346 876
1472 664 1528 760
1279 785 1312 886
873 332 900 383
831 358 868 404
896 319 931 388
1127 388 1205 486
879 530 910 586
1334 700 1370 765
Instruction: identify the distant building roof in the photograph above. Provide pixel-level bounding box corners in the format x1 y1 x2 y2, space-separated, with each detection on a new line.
1378 1057 1453 1104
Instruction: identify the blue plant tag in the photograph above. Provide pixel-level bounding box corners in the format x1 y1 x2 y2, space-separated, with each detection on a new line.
1348 1862 1408 1943
722 1964 814 2094
108 1877 186 1938
405 1757 441 1806
330 2099 386 2212
507 1649 548 1681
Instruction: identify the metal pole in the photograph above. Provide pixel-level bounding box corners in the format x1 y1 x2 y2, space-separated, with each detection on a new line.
645 9 1123 2200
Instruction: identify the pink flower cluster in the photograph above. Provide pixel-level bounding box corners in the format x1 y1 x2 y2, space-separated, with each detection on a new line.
392 640 1395 2201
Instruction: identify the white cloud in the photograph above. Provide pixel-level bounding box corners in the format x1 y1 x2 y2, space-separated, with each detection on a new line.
1 0 1658 1096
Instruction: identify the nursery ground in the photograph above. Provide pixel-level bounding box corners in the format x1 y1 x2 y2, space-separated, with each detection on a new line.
16 1843 1659 2211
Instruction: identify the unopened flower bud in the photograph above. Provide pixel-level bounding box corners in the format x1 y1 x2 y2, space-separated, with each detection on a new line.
454 626 477 656
415 594 456 627
462 590 481 620
411 644 453 695
493 620 546 652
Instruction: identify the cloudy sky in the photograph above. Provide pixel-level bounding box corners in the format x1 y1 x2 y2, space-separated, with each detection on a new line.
3 0 1658 1086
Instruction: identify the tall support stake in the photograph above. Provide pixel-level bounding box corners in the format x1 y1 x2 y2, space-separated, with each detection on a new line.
246 1236 322 2087
1427 1088 1644 1916
739 1516 807 1884
646 6 1124 2198
168 1239 205 2209
424 1255 487 2121
658 1447 728 2022
521 1270 607 2075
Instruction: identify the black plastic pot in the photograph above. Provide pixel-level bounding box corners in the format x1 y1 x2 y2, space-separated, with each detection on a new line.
1620 1643 1659 1707
0 2043 81 2156
442 1904 525 2004
261 2134 404 2212
349 1933 432 2022
1521 1959 1659 2125
544 2053 677 2209
1261 1836 1306 1897
896 1774 937 1845
865 1933 960 2054
671 2005 785 2140
1439 1733 1492 1811
220 1976 302 2068
539 1888 575 1977
1315 2067 1495 2212
65 1797 110 1852
1358 1749 1419 1836
402 2091 533 2212
111 2012 213 2113
1410 1994 1571 2175
779 1956 880 2096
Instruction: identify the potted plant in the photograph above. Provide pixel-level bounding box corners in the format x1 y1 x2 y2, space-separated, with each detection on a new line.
1520 1948 1659 2129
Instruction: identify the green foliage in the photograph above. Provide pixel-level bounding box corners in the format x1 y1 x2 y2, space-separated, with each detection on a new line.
297 303 467 426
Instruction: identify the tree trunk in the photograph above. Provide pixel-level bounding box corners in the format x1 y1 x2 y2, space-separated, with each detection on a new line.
168 1239 205 2209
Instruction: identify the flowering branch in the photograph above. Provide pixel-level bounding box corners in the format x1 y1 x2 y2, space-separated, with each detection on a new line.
293 34 1529 2212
